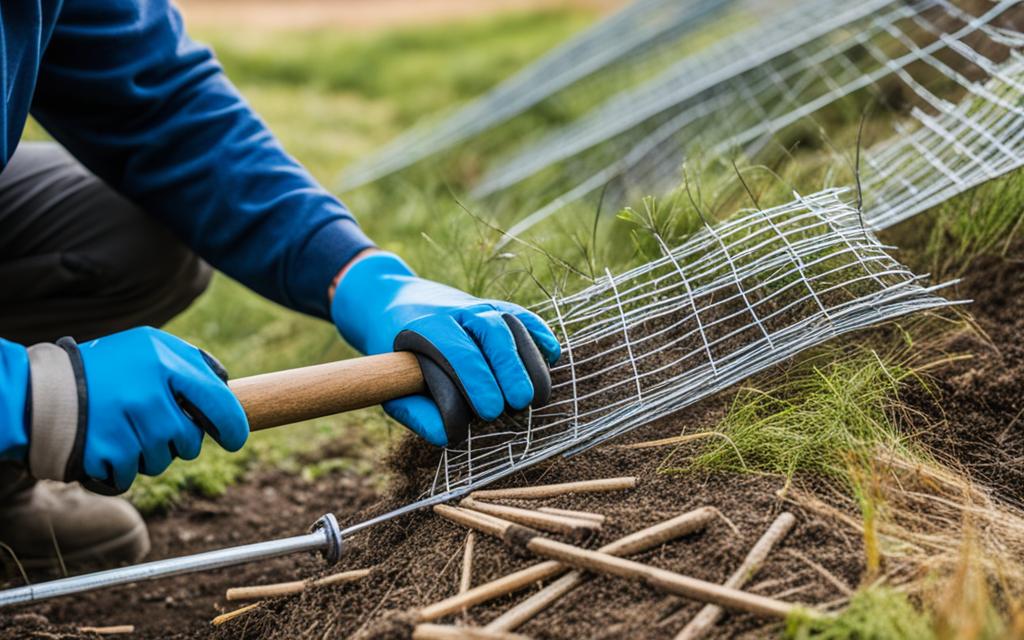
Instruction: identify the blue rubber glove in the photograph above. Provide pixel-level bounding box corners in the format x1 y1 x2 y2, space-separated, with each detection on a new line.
23 327 248 494
331 252 561 446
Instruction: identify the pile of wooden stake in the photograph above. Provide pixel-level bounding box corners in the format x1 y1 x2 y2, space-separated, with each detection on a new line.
215 476 826 639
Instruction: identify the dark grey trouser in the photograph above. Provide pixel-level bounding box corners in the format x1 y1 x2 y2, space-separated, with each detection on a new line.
0 142 212 500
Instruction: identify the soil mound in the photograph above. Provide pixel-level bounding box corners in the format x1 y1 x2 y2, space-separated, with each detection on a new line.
905 247 1024 506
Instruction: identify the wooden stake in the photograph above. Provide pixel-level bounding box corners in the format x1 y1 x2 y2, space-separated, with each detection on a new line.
412 623 531 639
419 561 563 622
460 532 476 595
536 507 606 524
436 506 819 622
212 602 261 626
485 571 579 632
77 626 134 635
595 507 716 556
487 508 788 632
674 512 797 640
421 507 716 622
314 568 372 588
226 568 371 601
229 579 306 601
469 477 636 501
460 498 600 538
529 537 808 620
434 505 510 539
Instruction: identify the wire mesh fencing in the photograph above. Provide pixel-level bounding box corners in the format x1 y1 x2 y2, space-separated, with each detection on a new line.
472 0 882 197
485 0 1024 241
339 0 760 190
863 52 1024 229
425 188 959 500
338 0 1020 506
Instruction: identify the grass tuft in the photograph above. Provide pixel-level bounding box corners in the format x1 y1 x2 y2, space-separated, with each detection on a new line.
677 346 924 483
786 586 933 640
793 449 1024 640
890 168 1024 278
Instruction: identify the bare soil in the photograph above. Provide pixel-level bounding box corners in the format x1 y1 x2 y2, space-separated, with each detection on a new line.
0 452 379 639
2 249 1020 638
1 391 865 639
207 432 863 640
903 247 1024 507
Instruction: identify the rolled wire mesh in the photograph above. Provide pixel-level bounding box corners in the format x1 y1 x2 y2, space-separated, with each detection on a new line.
425 189 958 500
486 0 1024 240
863 52 1024 228
346 0 1020 507
338 0 744 190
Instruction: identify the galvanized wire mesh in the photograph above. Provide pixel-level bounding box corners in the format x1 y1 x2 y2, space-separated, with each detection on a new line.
426 189 958 499
343 0 1021 504
488 0 1024 240
338 0 748 190
863 53 1024 228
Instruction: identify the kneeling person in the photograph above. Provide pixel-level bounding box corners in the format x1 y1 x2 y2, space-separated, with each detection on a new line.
0 1 560 569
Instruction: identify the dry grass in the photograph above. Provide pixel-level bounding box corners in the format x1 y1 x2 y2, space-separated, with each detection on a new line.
790 450 1024 639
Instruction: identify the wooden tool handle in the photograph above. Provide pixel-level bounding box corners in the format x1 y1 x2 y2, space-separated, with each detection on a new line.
228 352 425 431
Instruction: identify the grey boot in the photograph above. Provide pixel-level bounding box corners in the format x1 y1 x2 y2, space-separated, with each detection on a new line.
0 480 150 570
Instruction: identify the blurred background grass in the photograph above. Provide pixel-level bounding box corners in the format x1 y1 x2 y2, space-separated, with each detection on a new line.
36 3 603 512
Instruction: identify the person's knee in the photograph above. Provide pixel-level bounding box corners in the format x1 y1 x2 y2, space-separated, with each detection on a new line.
67 177 213 328
180 254 214 305
101 211 213 323
0 143 213 342
138 240 213 312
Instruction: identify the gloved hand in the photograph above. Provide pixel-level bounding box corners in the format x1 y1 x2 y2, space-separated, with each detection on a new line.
23 327 248 494
331 251 561 447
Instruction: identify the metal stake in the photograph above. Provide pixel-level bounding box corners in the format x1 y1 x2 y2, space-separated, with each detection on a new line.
0 513 341 608
0 491 455 608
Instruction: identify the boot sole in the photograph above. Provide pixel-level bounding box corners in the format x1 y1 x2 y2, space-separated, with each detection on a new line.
14 520 151 571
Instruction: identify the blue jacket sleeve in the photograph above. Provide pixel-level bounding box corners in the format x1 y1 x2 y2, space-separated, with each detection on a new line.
29 0 375 318
0 339 29 461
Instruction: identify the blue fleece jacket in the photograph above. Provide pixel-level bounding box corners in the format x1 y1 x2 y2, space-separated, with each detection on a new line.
0 0 376 459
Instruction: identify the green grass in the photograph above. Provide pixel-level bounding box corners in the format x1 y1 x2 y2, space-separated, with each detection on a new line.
786 587 934 640
892 168 1024 279
196 10 593 186
785 564 1020 639
204 12 591 122
666 344 924 485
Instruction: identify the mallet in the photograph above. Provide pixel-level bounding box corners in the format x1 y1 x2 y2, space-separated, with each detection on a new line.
231 310 552 444
0 333 553 609
229 351 425 431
